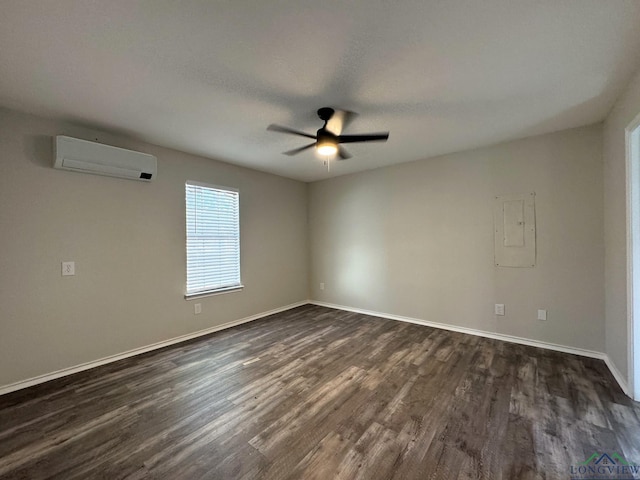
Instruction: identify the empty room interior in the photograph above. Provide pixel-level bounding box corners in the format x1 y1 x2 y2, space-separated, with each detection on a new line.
2 1 640 479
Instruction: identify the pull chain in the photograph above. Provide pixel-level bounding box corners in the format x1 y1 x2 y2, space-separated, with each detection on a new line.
325 155 330 172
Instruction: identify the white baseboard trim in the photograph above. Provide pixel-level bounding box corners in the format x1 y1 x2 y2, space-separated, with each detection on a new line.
310 301 604 358
604 355 632 398
310 300 632 397
3 300 632 400
0 300 310 396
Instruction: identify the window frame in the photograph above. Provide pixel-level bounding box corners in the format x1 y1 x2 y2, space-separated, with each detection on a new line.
184 180 243 300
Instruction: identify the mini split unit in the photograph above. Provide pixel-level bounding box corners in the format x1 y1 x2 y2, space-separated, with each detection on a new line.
53 136 157 181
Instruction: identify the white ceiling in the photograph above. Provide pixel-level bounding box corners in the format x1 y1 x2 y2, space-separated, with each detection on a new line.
1 1 640 182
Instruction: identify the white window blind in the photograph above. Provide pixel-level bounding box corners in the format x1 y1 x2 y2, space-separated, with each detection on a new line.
185 182 241 296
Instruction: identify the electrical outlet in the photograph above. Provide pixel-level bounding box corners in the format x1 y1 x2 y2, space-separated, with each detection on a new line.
495 304 505 316
320 282 325 290
194 303 202 315
61 261 75 276
537 309 547 321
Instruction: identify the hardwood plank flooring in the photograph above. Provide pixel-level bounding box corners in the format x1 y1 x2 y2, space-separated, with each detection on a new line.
0 305 639 479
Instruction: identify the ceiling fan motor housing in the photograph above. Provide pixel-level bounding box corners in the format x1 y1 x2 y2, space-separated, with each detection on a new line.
316 129 339 156
316 129 337 144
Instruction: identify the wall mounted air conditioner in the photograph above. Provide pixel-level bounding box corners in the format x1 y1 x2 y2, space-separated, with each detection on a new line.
53 136 157 181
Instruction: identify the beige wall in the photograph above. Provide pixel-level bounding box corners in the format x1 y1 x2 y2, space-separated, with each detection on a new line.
310 125 605 352
0 108 309 388
603 68 640 382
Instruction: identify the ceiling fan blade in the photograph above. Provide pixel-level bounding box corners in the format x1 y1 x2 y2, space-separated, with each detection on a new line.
326 110 358 135
283 142 316 156
337 146 352 160
267 124 316 140
337 132 389 144
340 110 358 131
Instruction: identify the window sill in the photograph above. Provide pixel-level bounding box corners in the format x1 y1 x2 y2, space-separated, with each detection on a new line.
184 285 244 300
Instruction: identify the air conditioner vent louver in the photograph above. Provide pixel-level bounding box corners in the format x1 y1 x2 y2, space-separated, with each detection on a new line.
53 136 157 182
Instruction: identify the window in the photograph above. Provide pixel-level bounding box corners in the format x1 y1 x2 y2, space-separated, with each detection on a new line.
185 182 242 297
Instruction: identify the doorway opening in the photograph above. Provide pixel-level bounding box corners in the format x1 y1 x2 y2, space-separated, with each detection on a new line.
627 114 640 401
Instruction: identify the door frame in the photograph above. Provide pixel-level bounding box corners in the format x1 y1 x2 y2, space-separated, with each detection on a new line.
625 111 640 401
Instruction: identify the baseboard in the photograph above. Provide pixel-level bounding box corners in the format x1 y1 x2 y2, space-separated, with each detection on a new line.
310 300 605 358
603 355 632 398
3 300 632 400
0 300 310 396
310 300 633 397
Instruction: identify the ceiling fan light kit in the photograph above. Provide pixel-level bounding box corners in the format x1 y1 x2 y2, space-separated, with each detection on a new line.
316 140 338 157
267 107 389 165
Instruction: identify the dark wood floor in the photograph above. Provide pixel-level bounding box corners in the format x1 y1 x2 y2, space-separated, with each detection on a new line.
1 305 639 479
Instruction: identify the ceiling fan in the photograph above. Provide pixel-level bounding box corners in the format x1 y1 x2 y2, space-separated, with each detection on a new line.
267 107 389 160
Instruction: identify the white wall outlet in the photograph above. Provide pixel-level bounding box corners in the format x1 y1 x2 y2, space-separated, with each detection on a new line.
194 303 202 315
320 282 325 291
61 261 75 276
495 304 505 316
537 309 547 321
